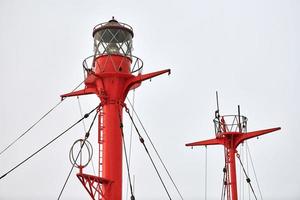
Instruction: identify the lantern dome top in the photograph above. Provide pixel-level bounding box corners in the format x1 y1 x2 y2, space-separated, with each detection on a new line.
92 17 134 39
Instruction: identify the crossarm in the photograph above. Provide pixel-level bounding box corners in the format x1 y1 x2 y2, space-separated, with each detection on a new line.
186 138 224 147
61 87 98 99
235 127 281 147
123 69 171 97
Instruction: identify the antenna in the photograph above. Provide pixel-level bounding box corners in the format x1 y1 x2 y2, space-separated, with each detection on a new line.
238 105 241 132
215 91 220 119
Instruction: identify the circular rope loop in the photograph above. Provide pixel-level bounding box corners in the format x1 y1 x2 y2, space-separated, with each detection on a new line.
69 139 93 168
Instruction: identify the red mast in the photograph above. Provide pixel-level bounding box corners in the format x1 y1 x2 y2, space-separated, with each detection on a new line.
186 106 280 200
61 18 170 200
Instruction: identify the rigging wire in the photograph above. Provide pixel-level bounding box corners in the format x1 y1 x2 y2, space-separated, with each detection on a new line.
125 107 172 200
118 109 135 200
57 107 99 200
241 144 245 200
126 98 184 200
77 97 87 131
245 142 251 200
0 81 84 157
221 147 227 200
238 145 243 200
77 97 96 175
126 90 135 200
220 166 226 200
0 105 99 180
236 153 258 200
246 143 263 200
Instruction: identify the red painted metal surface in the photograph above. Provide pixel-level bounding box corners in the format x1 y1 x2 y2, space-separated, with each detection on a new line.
61 19 170 200
186 115 280 200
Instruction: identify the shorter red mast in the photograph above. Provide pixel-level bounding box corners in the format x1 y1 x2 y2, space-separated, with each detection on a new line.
186 106 280 200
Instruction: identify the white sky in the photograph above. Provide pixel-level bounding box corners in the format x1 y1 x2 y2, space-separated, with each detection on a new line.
0 0 299 199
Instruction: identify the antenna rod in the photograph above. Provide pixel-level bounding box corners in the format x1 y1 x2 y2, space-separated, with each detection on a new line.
238 105 241 132
216 91 219 111
215 91 220 119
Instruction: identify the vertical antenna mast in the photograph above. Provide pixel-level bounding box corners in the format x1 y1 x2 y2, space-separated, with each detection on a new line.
238 105 241 133
215 91 220 119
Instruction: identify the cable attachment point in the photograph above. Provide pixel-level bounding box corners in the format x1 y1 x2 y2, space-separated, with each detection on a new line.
139 137 145 144
84 113 89 118
246 178 251 183
85 132 90 138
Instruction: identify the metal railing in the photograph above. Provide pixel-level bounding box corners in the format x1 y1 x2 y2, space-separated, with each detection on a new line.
213 115 248 135
82 54 143 78
93 21 133 33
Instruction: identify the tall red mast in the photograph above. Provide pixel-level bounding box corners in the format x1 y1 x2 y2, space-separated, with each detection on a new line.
61 18 170 200
186 106 280 200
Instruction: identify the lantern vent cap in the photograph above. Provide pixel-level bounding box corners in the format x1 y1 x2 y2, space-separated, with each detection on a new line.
92 17 134 38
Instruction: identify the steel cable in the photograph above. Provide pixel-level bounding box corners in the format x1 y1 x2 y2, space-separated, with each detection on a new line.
126 90 135 200
246 143 263 200
0 105 98 180
77 97 96 175
0 81 84 157
126 98 184 200
125 107 172 200
118 109 135 200
57 107 99 200
236 153 258 200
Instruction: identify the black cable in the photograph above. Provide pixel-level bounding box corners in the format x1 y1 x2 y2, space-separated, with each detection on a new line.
236 153 258 200
126 90 135 200
127 98 184 200
0 81 84 157
0 105 98 180
220 166 226 200
118 110 135 200
77 97 96 175
125 107 172 200
0 101 62 157
221 147 228 200
57 107 99 200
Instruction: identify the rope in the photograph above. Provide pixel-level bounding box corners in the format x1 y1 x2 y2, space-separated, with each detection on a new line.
126 90 135 200
57 107 99 200
236 153 258 200
0 81 84 157
221 147 227 200
241 144 245 200
118 109 135 200
77 97 96 175
0 105 98 180
245 143 251 200
126 98 184 200
238 145 243 200
125 106 172 200
220 166 226 200
246 143 263 200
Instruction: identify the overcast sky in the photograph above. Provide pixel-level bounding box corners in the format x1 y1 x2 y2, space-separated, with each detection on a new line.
0 0 299 199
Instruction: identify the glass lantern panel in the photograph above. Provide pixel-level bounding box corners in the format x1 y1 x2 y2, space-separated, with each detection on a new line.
94 28 132 57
